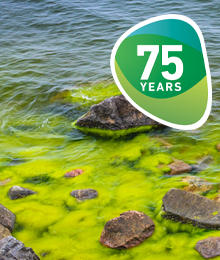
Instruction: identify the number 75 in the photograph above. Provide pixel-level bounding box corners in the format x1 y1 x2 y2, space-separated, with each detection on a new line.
137 45 183 81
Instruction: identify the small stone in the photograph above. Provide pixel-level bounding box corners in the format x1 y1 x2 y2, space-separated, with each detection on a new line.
0 224 11 240
195 237 220 259
71 189 98 200
100 210 155 249
0 236 40 260
162 188 220 229
8 186 36 200
182 176 213 193
0 204 15 232
168 160 192 175
192 156 213 173
216 144 220 152
64 169 83 178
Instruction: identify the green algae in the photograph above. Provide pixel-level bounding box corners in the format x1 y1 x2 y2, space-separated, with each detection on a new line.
50 82 121 109
0 81 220 260
73 120 155 138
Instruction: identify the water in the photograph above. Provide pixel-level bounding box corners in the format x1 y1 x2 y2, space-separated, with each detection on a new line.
0 1 220 259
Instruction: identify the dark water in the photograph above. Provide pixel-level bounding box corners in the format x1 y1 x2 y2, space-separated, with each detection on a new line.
0 1 220 259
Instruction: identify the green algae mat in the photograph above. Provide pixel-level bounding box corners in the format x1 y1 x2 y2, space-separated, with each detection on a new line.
0 82 220 260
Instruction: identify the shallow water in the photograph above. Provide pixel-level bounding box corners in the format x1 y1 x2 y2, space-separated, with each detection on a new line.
0 0 220 259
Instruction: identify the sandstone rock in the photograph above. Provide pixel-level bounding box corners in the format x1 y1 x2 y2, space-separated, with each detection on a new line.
0 204 15 232
195 237 220 259
100 210 154 249
8 186 36 200
71 189 98 200
168 160 192 175
0 224 11 240
182 176 213 193
64 169 83 178
162 188 220 229
75 95 161 131
0 236 39 260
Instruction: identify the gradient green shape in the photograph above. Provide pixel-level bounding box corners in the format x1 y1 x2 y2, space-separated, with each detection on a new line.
115 34 206 99
115 61 208 125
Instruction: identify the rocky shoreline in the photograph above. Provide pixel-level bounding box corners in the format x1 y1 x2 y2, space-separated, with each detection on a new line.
1 94 220 259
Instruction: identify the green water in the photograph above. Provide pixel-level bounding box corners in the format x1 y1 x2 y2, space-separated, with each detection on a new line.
0 0 220 259
0 83 219 260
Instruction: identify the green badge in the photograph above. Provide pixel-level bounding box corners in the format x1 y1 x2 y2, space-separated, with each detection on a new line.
111 14 212 130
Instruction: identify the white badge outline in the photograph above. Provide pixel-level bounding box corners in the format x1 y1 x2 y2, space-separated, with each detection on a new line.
110 14 212 130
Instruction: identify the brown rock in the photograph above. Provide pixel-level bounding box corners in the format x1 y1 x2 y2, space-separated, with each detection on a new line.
71 189 98 200
64 169 84 178
0 204 15 232
162 188 220 229
100 211 155 249
182 176 213 193
75 95 161 131
0 224 11 240
195 237 220 259
216 144 220 152
168 160 192 175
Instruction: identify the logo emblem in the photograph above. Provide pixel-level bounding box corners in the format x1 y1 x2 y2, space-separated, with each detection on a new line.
111 14 212 130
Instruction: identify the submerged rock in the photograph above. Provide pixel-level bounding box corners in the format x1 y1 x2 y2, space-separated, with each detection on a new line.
0 236 39 260
162 189 220 229
0 204 15 232
71 189 98 201
168 160 192 175
182 176 214 193
8 186 36 200
195 237 220 259
0 224 11 240
192 156 213 173
100 211 155 249
64 169 83 178
75 95 161 131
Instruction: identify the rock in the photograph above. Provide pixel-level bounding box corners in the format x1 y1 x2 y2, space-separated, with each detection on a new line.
216 144 220 152
75 95 161 130
0 224 11 240
182 176 213 193
162 188 220 229
168 160 192 175
100 211 154 249
8 186 36 200
195 237 220 259
64 169 83 178
192 156 213 172
71 189 98 200
0 204 15 232
0 236 39 260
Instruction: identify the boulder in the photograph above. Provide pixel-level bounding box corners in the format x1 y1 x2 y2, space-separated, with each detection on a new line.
8 186 36 200
64 169 83 178
168 160 192 175
0 224 11 240
0 236 39 260
195 237 220 259
71 189 98 201
75 95 160 131
0 204 15 232
182 176 213 193
162 189 220 229
100 211 155 249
